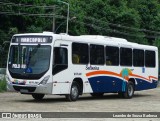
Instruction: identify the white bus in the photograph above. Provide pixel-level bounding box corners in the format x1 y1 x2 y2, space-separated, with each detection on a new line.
6 32 158 101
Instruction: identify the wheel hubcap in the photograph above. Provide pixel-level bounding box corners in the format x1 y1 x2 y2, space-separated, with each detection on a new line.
71 86 78 98
128 85 133 97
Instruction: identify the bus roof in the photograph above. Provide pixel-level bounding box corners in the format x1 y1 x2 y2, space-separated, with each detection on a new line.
13 32 158 51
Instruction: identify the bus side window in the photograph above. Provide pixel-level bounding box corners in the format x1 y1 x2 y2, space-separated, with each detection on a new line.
72 43 89 64
145 50 155 67
106 46 119 66
120 47 132 66
133 49 144 67
90 44 104 65
53 47 68 75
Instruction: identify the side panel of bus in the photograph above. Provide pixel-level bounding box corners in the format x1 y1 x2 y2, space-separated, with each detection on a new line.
52 39 158 95
134 49 158 91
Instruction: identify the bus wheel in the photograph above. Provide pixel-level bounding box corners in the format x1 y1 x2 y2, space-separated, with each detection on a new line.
66 81 79 101
32 94 45 100
123 81 134 99
90 93 104 98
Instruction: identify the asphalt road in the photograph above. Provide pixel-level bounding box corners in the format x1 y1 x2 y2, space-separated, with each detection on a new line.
0 87 160 121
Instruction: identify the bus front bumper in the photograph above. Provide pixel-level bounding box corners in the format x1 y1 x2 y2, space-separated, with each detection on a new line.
7 83 52 94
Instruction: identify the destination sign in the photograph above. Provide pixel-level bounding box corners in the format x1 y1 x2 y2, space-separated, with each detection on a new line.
12 36 52 43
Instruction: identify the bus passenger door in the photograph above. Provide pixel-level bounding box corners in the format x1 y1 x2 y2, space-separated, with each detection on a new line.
52 47 68 75
52 46 70 94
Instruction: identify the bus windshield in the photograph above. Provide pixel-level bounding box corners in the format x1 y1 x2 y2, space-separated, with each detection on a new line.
8 45 51 79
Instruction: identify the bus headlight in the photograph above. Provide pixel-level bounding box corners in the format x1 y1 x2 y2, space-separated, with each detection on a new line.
39 75 50 85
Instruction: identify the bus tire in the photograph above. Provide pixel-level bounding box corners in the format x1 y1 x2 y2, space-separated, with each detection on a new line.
66 81 79 101
90 93 104 98
123 81 134 99
32 94 45 100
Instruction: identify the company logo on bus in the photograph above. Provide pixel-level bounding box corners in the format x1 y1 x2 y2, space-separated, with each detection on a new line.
86 65 99 70
17 38 47 43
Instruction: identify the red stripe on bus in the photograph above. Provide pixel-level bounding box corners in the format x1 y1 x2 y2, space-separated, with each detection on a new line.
86 70 158 82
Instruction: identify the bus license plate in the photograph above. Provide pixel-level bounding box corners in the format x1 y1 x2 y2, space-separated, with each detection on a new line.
20 89 28 93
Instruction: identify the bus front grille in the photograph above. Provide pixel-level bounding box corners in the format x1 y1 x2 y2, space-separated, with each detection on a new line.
13 85 36 92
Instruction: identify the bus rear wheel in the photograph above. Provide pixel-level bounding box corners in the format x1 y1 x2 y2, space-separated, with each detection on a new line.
32 94 45 100
66 81 79 101
122 81 134 99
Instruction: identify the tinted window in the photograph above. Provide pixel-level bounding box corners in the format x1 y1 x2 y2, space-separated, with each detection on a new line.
72 43 89 64
133 49 144 67
54 48 68 65
106 46 119 65
120 48 132 66
8 45 51 79
90 44 104 65
145 50 155 67
53 47 68 75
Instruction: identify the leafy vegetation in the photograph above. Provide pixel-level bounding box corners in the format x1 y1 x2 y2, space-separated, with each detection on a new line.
0 79 7 92
0 0 160 67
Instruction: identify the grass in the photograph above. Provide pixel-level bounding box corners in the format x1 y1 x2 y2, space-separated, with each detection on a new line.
0 78 7 92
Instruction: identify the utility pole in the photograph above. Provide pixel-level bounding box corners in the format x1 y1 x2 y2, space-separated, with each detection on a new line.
57 0 69 34
52 5 56 32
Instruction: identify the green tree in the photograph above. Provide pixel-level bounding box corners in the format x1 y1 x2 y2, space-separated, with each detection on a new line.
127 0 160 44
